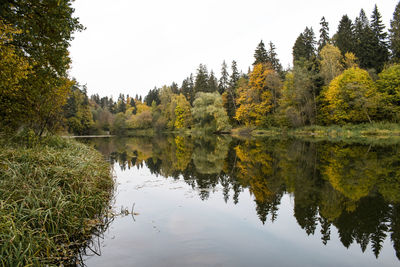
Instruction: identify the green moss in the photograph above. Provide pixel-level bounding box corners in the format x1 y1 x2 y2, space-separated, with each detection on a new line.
0 136 113 266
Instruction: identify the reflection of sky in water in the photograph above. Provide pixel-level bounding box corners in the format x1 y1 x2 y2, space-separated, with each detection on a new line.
83 164 398 267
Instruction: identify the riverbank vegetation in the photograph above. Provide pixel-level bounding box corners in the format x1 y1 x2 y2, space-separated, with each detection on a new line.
0 135 113 265
48 2 400 137
0 1 113 265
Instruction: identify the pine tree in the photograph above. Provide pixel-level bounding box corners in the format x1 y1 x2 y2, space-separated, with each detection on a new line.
181 75 195 105
253 40 268 65
318 16 330 51
390 1 400 61
117 93 126 113
267 41 283 74
334 15 355 56
218 60 229 94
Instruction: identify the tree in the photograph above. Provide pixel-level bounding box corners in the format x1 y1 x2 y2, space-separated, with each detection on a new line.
319 44 343 85
235 64 276 126
174 94 192 129
390 1 400 62
320 67 379 124
370 5 390 72
130 98 137 114
293 27 316 64
0 21 32 130
354 9 381 71
194 64 209 93
253 40 268 65
279 61 318 127
0 0 83 135
117 94 126 113
318 17 330 52
218 61 229 94
376 64 400 121
267 41 283 74
334 15 355 56
181 74 195 105
192 92 231 133
208 70 219 93
224 61 240 121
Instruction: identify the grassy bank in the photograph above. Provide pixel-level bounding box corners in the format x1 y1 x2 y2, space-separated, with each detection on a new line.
232 123 400 142
0 135 113 266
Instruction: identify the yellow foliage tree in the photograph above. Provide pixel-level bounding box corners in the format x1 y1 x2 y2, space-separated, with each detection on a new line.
235 63 278 126
0 21 32 129
320 67 380 124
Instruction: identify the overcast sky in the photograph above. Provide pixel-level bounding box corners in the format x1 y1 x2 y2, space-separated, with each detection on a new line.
69 0 398 99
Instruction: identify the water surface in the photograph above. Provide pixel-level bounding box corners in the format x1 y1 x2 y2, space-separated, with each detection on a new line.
80 136 400 267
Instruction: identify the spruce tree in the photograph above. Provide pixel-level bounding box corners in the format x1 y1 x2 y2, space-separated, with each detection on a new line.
354 9 381 71
334 15 355 56
253 40 268 65
194 64 209 94
130 98 137 114
318 16 330 51
218 60 229 94
390 1 400 61
267 41 283 74
371 5 389 71
226 61 240 121
293 27 316 63
170 82 179 94
207 70 219 92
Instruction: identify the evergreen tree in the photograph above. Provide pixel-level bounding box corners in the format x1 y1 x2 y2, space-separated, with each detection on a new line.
318 16 330 52
208 70 219 92
194 64 209 93
170 82 179 94
130 98 137 115
371 5 389 71
117 93 126 113
253 40 268 65
334 15 355 56
225 61 240 121
293 27 316 63
218 60 229 94
267 41 283 74
181 74 195 105
354 9 381 71
390 1 400 61
144 87 160 106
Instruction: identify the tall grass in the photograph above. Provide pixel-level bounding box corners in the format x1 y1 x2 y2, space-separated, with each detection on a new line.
0 135 113 266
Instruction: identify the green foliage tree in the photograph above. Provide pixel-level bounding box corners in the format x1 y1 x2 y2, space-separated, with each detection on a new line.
334 15 355 56
208 70 219 93
318 17 330 52
376 64 400 121
218 61 229 94
390 1 400 62
267 41 283 75
192 92 231 133
194 64 210 93
293 27 316 64
253 40 269 65
0 0 83 135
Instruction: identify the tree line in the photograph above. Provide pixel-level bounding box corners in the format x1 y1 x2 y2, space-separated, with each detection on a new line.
2 1 400 136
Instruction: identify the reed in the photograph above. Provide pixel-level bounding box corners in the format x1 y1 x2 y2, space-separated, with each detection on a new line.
0 135 113 266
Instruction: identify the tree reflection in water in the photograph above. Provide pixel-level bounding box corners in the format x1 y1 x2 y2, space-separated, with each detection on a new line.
84 135 400 260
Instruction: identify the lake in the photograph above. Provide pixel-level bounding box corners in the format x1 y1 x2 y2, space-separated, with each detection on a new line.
79 135 400 267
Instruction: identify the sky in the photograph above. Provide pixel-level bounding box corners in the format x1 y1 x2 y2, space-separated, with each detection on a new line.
69 0 398 99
